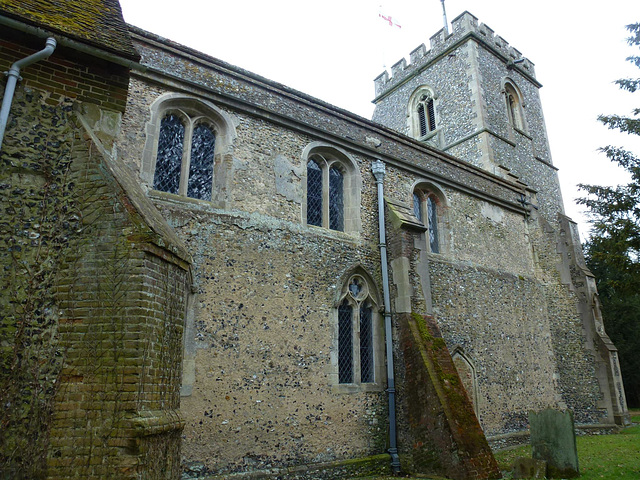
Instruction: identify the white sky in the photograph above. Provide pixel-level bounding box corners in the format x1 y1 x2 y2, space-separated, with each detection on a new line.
119 0 640 240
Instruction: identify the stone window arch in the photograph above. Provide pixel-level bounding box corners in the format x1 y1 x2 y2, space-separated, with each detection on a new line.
502 79 526 132
330 269 385 393
303 143 361 233
141 93 237 206
408 86 441 145
451 346 480 418
412 182 450 255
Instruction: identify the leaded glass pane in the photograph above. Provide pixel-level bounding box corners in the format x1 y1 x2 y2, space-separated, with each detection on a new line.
329 166 344 231
427 196 440 253
360 303 374 383
154 114 184 195
413 192 423 222
427 98 436 131
307 159 322 226
349 277 362 298
187 124 215 200
338 301 353 384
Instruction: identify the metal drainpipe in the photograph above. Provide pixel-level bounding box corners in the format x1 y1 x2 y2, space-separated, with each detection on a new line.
0 37 57 151
371 159 401 474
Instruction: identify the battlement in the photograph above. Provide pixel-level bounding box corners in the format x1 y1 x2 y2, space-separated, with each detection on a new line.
374 11 536 98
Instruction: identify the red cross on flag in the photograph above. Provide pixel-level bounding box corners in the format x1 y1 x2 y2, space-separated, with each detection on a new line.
379 13 401 28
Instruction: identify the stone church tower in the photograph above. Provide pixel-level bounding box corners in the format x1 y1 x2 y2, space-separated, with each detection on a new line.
373 11 561 219
372 11 628 428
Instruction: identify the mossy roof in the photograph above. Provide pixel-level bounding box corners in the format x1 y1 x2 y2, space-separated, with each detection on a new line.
0 0 138 60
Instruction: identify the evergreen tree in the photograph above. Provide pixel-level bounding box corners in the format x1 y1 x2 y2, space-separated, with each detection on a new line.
578 22 640 407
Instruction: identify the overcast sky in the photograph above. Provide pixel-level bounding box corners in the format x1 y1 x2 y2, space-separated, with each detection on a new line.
119 0 639 239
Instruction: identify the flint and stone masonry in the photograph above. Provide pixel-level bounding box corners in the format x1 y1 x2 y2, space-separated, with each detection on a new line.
0 2 630 479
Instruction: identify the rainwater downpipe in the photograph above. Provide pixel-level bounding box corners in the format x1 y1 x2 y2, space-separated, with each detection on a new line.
371 159 401 474
0 37 57 151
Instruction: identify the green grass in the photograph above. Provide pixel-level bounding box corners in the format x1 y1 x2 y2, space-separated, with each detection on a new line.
354 410 640 479
494 409 640 479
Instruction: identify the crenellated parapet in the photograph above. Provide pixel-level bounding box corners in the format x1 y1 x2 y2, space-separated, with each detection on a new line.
374 11 537 99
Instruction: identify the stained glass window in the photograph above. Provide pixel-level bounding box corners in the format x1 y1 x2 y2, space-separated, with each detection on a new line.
360 303 374 383
427 196 439 253
307 159 322 227
329 166 344 231
338 300 353 384
187 124 215 200
154 114 184 195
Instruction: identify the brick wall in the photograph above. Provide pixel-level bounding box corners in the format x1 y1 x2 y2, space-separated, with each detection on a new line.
0 35 189 478
0 28 129 112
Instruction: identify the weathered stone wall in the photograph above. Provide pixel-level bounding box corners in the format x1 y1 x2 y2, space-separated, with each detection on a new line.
158 204 389 475
0 88 76 479
112 21 625 477
0 32 190 478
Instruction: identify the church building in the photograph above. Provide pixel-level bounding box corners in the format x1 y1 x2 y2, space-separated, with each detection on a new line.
0 1 629 479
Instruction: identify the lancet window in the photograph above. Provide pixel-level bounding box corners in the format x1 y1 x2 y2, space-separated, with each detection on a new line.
504 81 525 131
335 274 380 387
414 190 441 254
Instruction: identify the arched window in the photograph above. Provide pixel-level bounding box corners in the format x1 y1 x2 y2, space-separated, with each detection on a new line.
142 94 237 206
504 81 525 131
303 144 361 233
413 190 441 253
409 86 439 143
416 94 436 137
332 271 385 392
153 113 215 200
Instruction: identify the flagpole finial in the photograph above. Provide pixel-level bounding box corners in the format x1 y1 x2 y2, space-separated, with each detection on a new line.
441 0 449 35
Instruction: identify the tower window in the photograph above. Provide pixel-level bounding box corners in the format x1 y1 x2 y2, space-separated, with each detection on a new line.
409 87 439 142
504 82 525 131
417 95 436 137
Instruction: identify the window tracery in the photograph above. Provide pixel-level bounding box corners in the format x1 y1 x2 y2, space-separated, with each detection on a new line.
153 113 216 201
333 273 382 390
409 86 439 143
141 94 236 207
303 144 360 233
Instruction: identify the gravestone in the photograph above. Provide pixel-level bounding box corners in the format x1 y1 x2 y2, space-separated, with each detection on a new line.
529 409 579 478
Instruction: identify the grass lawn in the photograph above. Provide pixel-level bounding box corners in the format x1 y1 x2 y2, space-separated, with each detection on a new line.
354 409 640 479
494 409 640 479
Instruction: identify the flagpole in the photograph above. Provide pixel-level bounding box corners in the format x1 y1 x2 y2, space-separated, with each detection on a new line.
440 0 449 35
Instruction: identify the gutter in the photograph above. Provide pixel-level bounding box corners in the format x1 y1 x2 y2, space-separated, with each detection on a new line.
371 159 401 474
0 14 143 71
0 37 56 150
0 14 146 151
